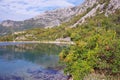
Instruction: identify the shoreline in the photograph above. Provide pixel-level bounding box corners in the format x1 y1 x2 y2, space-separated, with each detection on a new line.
0 41 75 45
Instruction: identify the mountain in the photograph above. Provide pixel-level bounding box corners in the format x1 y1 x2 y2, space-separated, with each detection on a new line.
0 0 120 41
0 0 100 32
0 7 78 31
0 7 79 35
0 0 120 36
73 0 120 27
0 0 99 29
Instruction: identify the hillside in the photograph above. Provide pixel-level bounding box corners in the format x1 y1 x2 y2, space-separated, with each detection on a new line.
0 0 120 36
0 5 78 35
0 0 120 41
0 0 118 35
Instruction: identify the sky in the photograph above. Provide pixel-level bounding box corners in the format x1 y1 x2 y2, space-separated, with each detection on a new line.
0 0 84 21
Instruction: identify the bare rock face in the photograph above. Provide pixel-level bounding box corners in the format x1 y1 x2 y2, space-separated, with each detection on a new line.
105 0 120 15
108 0 120 10
33 7 77 28
73 3 105 27
76 0 99 15
73 0 120 27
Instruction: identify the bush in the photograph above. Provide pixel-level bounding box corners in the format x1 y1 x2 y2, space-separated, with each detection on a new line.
60 28 120 80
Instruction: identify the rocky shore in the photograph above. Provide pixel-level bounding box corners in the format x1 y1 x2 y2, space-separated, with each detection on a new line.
0 69 68 80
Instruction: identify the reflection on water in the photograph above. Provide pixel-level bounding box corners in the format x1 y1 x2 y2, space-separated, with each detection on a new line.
0 43 67 80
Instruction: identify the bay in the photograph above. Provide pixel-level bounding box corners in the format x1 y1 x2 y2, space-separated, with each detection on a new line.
0 42 67 80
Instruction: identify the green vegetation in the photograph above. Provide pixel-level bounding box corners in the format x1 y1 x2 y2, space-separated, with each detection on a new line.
59 10 120 80
60 27 120 80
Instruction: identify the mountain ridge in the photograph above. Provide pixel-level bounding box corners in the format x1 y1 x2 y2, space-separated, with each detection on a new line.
0 0 120 36
0 0 100 28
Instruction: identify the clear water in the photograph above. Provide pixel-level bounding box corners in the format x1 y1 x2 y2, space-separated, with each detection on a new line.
0 42 67 80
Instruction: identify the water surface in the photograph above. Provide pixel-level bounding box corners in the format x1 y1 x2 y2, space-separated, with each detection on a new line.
0 43 67 80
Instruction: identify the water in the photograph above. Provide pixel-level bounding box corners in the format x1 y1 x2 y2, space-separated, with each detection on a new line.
0 42 67 80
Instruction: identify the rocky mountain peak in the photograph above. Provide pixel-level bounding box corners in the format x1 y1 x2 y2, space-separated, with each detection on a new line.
73 0 120 27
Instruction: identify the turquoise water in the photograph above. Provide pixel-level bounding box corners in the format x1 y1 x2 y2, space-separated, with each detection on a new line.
0 43 67 80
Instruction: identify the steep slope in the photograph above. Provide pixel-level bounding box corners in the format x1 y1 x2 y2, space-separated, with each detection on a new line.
0 0 120 36
73 0 120 27
0 0 102 35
